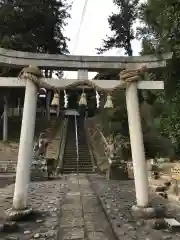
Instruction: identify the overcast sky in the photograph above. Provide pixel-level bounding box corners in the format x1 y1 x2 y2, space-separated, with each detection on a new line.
63 0 142 79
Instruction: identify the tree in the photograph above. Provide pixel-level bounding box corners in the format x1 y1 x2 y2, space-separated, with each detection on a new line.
96 0 140 152
0 0 71 77
95 1 141 155
0 0 70 54
95 1 141 160
96 0 140 137
97 0 140 56
138 0 180 154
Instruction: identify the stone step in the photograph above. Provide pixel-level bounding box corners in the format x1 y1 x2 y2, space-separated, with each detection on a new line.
63 171 93 174
64 147 76 150
63 165 92 169
63 161 92 164
64 151 90 154
63 169 93 173
63 167 93 170
64 151 76 153
78 155 91 158
63 155 77 157
63 161 91 163
63 161 91 164
0 160 17 164
0 161 17 173
63 164 93 167
64 151 90 157
64 159 91 162
63 154 77 156
64 154 90 157
78 150 91 153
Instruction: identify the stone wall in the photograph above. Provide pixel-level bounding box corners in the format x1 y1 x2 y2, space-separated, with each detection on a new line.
0 119 61 173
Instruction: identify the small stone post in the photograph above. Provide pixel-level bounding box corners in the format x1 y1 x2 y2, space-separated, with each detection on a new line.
12 66 41 211
3 95 8 141
56 92 60 118
46 91 51 121
17 98 21 116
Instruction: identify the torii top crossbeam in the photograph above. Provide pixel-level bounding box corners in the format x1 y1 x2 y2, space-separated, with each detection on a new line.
0 47 172 71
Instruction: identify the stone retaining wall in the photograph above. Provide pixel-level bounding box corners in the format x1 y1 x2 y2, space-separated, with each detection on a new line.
0 119 61 173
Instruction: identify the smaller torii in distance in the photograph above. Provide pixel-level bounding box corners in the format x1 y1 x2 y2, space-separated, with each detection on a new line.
0 47 172 218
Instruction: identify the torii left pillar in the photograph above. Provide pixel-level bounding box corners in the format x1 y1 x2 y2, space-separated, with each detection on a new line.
12 75 38 211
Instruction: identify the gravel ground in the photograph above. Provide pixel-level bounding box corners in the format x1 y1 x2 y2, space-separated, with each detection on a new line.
0 178 68 240
0 176 15 188
89 174 180 240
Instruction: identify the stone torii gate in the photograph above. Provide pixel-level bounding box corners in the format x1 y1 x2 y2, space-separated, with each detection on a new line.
0 48 172 218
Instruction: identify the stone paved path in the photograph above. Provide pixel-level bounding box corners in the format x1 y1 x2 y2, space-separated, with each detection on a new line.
58 174 116 240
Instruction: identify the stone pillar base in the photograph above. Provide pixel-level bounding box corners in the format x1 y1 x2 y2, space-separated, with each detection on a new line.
132 205 165 219
5 207 33 221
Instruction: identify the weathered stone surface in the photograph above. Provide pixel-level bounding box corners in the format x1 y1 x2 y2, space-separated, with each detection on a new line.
58 174 116 240
0 47 172 71
88 231 109 240
60 217 84 228
131 205 157 219
59 227 85 239
2 173 180 240
5 208 33 221
0 179 67 240
89 175 180 240
1 221 19 233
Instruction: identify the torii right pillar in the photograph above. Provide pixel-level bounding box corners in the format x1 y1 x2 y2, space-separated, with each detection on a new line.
125 69 163 218
126 82 149 204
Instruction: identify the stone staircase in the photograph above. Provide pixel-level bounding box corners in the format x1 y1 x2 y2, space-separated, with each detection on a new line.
63 116 93 174
0 145 18 173
0 118 60 174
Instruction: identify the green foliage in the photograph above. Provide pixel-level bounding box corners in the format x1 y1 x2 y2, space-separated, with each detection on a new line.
0 0 70 54
97 0 140 56
96 0 141 145
97 88 129 138
0 0 70 77
96 0 141 144
138 0 180 152
96 0 180 157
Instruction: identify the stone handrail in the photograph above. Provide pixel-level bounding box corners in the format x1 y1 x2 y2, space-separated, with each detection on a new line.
45 121 63 160
97 128 108 148
95 128 113 164
84 122 97 172
56 118 68 171
85 120 111 172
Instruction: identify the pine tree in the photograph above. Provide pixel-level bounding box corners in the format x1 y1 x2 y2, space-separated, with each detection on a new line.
97 0 140 56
